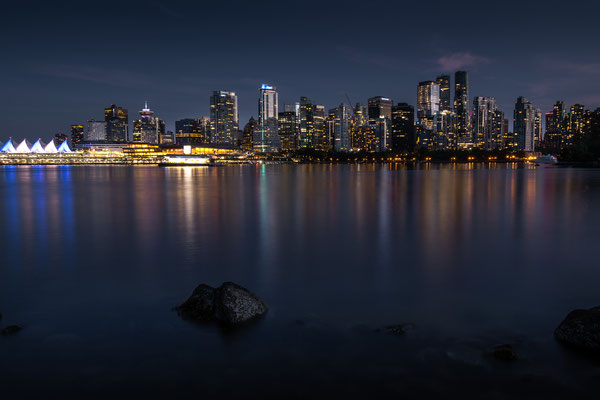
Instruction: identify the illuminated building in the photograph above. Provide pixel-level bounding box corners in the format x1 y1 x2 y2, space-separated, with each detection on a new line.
313 104 327 151
255 84 280 153
331 103 351 152
54 133 68 146
566 104 586 146
534 109 543 148
454 70 470 145
513 96 536 151
85 120 107 142
472 97 498 149
210 90 239 147
299 97 314 149
242 117 258 150
368 96 393 123
278 111 298 151
545 101 567 151
436 75 451 112
350 103 368 150
176 118 206 146
104 104 129 142
417 81 440 148
391 102 415 151
133 102 162 144
70 125 84 146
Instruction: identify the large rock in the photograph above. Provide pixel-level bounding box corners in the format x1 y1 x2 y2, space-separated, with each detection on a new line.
176 282 268 327
555 306 600 353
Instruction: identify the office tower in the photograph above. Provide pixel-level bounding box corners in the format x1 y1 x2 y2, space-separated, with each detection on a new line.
278 111 298 151
299 97 314 149
534 110 543 148
325 111 336 150
513 96 536 151
454 71 470 144
54 133 68 146
104 104 128 142
210 90 239 147
133 102 161 144
472 97 498 149
374 116 391 152
367 96 393 123
436 75 451 112
85 120 107 142
545 101 567 150
254 84 280 153
330 103 351 152
568 104 586 135
351 103 368 150
391 103 415 151
242 117 258 151
417 81 440 120
70 125 84 146
313 104 327 150
491 110 505 150
162 131 175 145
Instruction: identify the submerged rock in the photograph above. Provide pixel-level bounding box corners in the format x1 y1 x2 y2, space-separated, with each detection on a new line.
1 325 22 335
176 282 268 327
382 324 415 336
492 344 518 361
555 306 600 353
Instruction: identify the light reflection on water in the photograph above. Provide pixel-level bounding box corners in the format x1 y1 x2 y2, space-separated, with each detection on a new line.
1 164 600 398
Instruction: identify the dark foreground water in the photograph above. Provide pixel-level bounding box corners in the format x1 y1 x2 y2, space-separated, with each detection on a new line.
1 164 600 399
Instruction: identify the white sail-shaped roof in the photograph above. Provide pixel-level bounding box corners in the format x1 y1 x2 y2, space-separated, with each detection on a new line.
1 139 17 153
57 141 73 153
15 140 32 153
44 140 58 153
30 139 47 153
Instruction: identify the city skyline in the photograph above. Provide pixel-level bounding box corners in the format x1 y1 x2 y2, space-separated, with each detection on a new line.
2 1 600 141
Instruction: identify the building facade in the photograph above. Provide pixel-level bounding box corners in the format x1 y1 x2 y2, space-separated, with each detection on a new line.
210 91 239 147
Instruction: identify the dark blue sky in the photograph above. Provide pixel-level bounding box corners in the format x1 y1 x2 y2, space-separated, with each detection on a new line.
2 0 599 141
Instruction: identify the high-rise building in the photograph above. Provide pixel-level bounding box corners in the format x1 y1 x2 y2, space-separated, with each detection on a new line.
161 130 175 145
367 96 393 123
176 118 205 145
299 97 314 149
545 101 567 150
350 103 368 150
391 103 415 151
54 133 68 145
534 110 543 148
278 111 298 151
70 125 84 146
454 71 470 144
133 102 162 144
104 104 128 142
513 96 536 151
85 120 107 142
436 75 451 112
417 81 440 119
242 117 258 151
313 104 327 150
210 91 238 147
254 84 280 153
331 103 351 152
472 97 498 149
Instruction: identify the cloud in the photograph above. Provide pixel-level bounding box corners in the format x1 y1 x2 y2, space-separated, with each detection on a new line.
38 64 152 88
436 52 490 72
544 60 600 75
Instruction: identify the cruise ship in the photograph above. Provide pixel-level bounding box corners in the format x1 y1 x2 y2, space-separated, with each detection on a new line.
158 155 215 167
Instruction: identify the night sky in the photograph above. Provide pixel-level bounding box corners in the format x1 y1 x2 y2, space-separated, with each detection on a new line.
2 0 599 141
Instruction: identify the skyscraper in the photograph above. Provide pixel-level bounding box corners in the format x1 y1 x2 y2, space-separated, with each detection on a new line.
104 104 128 142
367 96 393 123
350 103 368 150
472 97 498 149
545 101 567 150
313 104 327 150
210 91 238 147
436 75 451 112
133 102 161 144
85 120 107 142
417 81 440 119
176 118 206 145
454 71 470 145
513 96 536 151
70 124 84 146
391 103 415 151
254 84 280 153
299 97 314 149
332 103 351 152
278 111 298 151
242 117 258 151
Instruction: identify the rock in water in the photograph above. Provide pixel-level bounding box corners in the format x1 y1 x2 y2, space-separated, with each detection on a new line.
492 344 518 361
1 325 22 335
555 306 600 353
176 282 268 327
214 282 268 326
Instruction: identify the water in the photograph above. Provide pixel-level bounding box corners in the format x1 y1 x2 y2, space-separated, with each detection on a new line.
1 164 600 398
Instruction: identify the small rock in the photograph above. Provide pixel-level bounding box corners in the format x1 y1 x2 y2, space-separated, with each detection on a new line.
555 306 600 353
492 344 517 361
1 325 22 335
175 282 268 327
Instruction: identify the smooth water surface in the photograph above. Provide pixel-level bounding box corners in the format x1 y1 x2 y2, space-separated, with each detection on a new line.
1 164 600 398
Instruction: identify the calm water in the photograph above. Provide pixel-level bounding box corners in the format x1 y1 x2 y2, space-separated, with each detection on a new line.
1 164 600 399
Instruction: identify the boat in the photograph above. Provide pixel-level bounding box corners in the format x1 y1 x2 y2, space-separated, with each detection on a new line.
158 155 215 167
531 154 558 166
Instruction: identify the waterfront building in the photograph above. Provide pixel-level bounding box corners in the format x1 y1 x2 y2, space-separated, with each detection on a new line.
1 139 17 153
566 104 586 146
368 96 393 123
472 97 498 149
85 120 107 142
391 103 415 151
161 130 175 145
70 125 84 146
436 75 452 112
210 90 239 147
54 133 68 146
313 104 327 151
254 84 280 153
175 118 206 145
132 102 161 144
454 71 470 146
242 117 258 151
534 110 543 148
545 101 567 151
299 97 314 149
350 103 368 150
331 103 351 152
278 111 298 151
513 96 536 151
104 104 129 142
416 81 440 148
